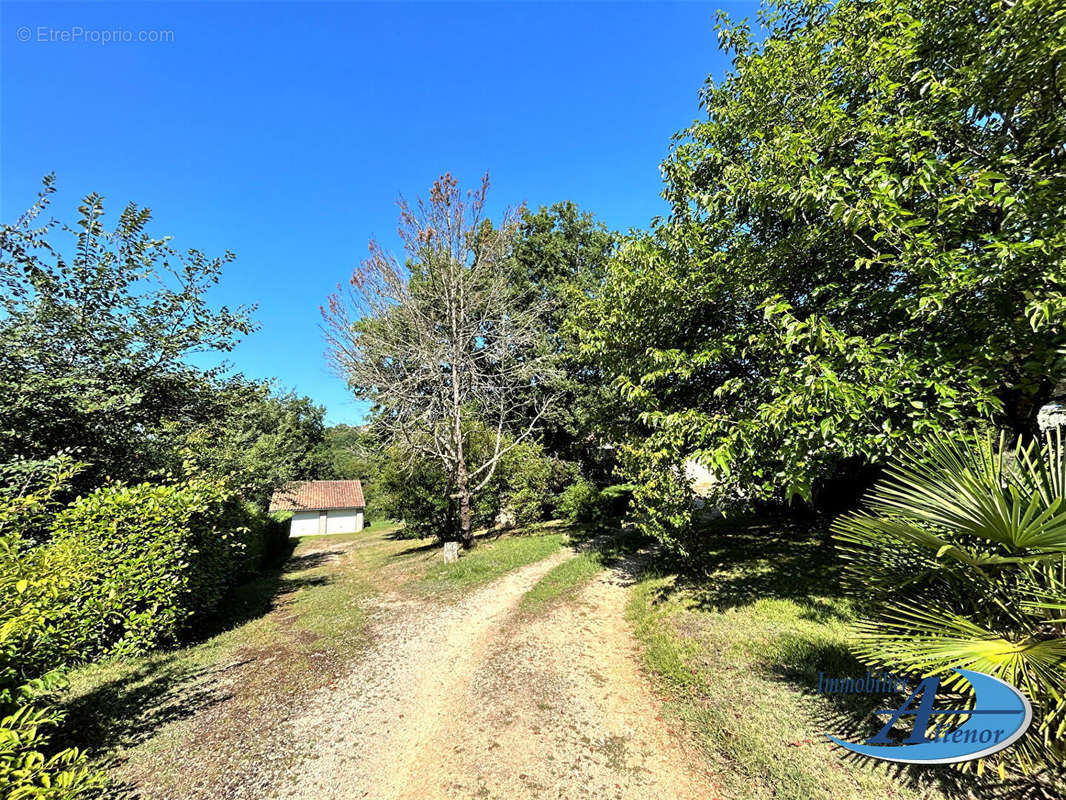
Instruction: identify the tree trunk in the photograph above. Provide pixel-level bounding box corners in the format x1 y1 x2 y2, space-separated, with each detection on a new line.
451 366 474 548
456 461 474 549
450 270 474 548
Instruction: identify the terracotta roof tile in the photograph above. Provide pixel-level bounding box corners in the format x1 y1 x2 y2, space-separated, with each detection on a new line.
269 480 365 512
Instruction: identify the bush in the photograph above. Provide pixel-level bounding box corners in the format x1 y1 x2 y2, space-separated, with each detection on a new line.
0 458 104 799
616 441 697 554
377 451 453 539
0 680 103 800
558 478 600 524
0 467 278 799
1 457 89 689
557 478 633 526
379 433 563 538
46 481 246 659
832 430 1066 775
487 442 554 527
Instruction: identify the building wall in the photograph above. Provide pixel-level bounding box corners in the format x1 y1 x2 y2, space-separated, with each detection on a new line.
325 509 364 535
290 510 321 537
289 508 365 537
1039 402 1066 432
684 458 718 497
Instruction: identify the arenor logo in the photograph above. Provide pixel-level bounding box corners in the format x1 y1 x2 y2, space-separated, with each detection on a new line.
826 669 1032 764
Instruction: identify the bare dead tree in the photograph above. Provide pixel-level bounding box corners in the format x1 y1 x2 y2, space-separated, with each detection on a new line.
323 173 556 547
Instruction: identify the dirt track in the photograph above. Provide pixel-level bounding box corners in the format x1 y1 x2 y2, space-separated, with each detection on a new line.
272 547 715 800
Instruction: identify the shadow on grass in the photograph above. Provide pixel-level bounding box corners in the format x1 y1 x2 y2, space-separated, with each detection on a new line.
565 521 657 586
649 515 850 620
57 542 336 775
635 515 1040 800
61 655 231 798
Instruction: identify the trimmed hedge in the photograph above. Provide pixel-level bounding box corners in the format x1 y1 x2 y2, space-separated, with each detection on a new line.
242 507 292 575
46 482 243 658
1 476 287 799
3 480 289 674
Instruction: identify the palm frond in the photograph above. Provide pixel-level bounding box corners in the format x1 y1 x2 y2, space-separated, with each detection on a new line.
865 431 1066 553
833 429 1066 774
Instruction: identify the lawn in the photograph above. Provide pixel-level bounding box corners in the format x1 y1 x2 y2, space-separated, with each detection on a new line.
417 523 571 593
626 517 989 800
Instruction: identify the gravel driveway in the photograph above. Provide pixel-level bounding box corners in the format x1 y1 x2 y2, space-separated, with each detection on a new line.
271 547 715 800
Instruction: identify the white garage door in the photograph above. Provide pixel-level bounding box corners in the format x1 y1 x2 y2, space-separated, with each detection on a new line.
289 511 320 537
325 509 363 535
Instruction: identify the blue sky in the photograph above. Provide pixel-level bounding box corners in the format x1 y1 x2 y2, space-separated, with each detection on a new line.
1 1 749 424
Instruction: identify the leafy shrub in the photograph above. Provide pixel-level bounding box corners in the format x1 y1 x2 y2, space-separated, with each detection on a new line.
0 459 104 799
558 478 600 524
0 676 103 800
380 433 562 538
46 481 246 659
557 478 633 527
0 455 83 547
833 430 1066 775
260 511 293 566
618 443 699 554
0 457 89 690
598 483 634 520
0 468 275 799
485 441 554 527
377 450 453 539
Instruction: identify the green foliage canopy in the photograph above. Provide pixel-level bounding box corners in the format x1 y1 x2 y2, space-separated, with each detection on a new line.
510 203 624 476
0 177 256 487
583 0 1066 542
178 380 327 509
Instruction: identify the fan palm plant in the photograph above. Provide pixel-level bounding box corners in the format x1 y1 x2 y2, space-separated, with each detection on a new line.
833 429 1066 777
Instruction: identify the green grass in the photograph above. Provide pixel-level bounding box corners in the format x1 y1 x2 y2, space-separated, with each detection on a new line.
518 525 649 613
627 517 972 800
520 550 604 612
419 528 568 592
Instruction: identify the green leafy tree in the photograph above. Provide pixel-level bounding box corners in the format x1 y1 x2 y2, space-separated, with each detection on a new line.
0 177 256 487
178 380 326 509
584 0 1066 545
510 203 621 474
315 424 372 480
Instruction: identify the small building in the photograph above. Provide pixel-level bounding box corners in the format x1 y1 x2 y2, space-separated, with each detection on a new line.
269 480 366 537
